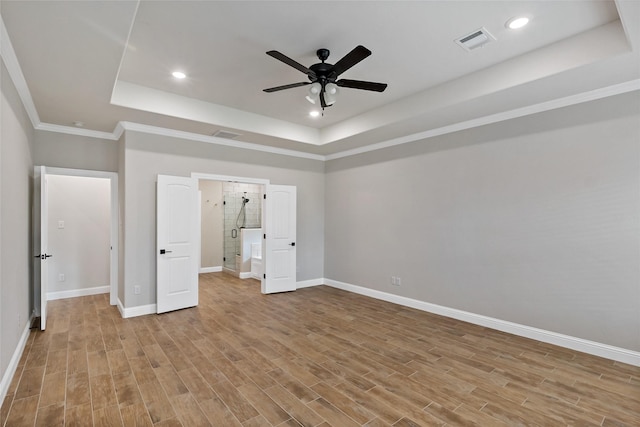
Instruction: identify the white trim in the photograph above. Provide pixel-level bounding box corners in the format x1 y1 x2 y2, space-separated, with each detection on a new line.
35 122 119 140
0 15 40 128
200 266 222 273
47 285 109 301
192 172 270 185
323 278 640 367
117 298 157 319
296 278 323 289
325 80 640 160
0 315 33 404
113 121 126 140
110 1 140 102
239 272 254 279
40 166 115 179
121 121 325 161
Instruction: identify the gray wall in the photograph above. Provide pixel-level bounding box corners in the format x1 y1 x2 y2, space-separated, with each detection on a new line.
325 92 640 352
33 130 118 172
121 131 325 308
1 59 34 386
47 175 110 294
199 180 223 270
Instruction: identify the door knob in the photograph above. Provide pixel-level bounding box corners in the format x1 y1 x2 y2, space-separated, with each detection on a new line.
289 242 296 247
160 249 173 254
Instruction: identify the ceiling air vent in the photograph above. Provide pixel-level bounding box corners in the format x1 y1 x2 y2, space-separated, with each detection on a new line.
212 130 241 139
455 27 496 51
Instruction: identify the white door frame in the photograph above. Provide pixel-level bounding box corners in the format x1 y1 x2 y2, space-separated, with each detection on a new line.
37 167 119 306
192 173 269 187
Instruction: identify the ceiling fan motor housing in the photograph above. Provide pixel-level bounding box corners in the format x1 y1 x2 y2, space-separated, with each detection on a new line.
316 48 330 62
309 62 336 83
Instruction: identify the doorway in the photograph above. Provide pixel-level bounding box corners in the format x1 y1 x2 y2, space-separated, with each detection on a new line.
197 176 266 278
34 166 118 330
192 172 297 294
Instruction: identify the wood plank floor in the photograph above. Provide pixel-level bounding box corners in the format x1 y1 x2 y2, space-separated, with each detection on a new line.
2 272 639 426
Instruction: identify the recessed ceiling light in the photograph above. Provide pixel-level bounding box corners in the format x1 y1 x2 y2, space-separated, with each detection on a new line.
172 71 186 79
506 17 529 30
309 110 320 118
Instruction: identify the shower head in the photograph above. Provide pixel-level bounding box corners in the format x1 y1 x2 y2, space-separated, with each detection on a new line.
242 197 250 204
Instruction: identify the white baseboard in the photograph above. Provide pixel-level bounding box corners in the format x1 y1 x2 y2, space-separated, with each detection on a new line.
296 278 324 289
323 278 640 367
47 285 109 301
200 266 222 273
117 298 157 319
239 272 254 279
0 314 33 403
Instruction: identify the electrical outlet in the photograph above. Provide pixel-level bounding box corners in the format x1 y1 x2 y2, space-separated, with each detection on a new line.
396 277 402 286
391 276 400 286
134 285 141 295
58 273 65 282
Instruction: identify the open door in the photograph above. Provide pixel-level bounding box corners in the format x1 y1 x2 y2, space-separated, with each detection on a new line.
262 185 297 294
33 166 50 330
157 175 199 313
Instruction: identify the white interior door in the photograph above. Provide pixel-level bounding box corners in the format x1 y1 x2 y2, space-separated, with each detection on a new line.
33 166 50 330
262 184 297 294
157 175 199 313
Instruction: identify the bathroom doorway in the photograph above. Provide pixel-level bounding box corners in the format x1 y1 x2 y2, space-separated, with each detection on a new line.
197 174 268 281
191 172 298 295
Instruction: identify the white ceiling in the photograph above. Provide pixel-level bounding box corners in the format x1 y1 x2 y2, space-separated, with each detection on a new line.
1 1 639 158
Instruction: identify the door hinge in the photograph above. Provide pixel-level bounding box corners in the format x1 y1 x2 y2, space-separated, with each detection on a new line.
223 257 226 261
263 194 266 199
263 234 266 239
223 201 226 205
263 274 266 279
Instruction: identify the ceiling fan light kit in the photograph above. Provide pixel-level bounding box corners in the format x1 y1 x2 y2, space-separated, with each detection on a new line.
305 82 322 104
264 45 388 111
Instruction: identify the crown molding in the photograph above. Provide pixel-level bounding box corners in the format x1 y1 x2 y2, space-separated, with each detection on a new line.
1 14 40 128
35 122 120 140
119 122 325 161
325 79 640 160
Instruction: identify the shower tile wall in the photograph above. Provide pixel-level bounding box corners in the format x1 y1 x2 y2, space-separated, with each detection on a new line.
223 183 263 270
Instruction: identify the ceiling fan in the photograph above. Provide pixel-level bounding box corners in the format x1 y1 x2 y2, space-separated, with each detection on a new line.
263 45 388 109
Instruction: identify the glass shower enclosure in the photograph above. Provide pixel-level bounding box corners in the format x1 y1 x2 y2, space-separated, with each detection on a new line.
222 183 262 272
